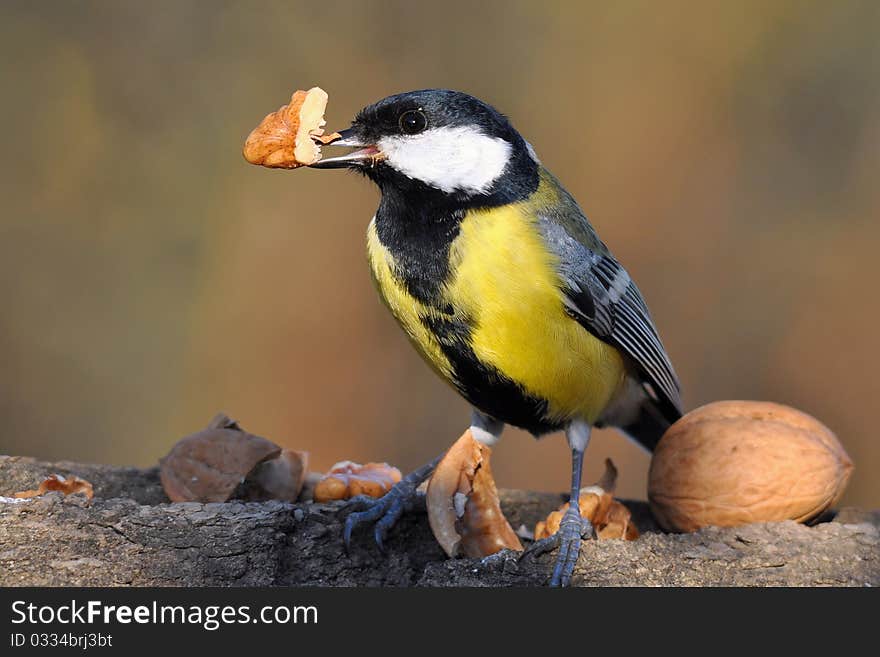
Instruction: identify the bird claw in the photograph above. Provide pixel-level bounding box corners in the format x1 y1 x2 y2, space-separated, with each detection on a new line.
549 506 595 586
520 506 594 586
340 479 420 553
519 534 559 562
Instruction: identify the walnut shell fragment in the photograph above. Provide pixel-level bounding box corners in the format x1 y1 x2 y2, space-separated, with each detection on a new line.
14 474 94 500
534 459 639 541
648 400 854 532
243 87 332 168
235 449 309 502
312 461 402 502
159 413 281 503
597 497 640 541
298 471 324 503
427 429 523 558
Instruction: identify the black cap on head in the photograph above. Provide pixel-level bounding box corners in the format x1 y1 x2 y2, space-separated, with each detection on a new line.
352 89 520 145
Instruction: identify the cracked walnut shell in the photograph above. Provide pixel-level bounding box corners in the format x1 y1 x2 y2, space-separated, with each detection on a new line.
427 429 523 558
159 413 281 503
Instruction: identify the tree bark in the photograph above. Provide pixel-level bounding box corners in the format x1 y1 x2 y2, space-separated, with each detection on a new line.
1 455 877 586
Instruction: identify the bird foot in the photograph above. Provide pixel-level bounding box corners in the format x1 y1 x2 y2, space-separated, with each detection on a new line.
520 505 595 586
339 475 424 553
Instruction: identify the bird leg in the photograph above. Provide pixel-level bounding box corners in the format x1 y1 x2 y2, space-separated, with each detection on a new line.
521 419 595 586
341 409 504 552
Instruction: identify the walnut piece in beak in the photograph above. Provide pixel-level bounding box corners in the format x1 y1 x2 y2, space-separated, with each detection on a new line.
243 87 336 168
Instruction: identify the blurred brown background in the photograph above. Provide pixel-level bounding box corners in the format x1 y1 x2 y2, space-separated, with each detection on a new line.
1 1 878 506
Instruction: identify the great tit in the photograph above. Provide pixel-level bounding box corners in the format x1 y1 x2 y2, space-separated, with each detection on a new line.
311 89 683 586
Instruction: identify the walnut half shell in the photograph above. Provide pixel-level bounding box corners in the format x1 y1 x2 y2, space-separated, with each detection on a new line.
159 413 281 503
427 429 523 558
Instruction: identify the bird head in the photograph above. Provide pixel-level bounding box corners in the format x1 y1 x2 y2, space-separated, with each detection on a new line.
311 89 540 205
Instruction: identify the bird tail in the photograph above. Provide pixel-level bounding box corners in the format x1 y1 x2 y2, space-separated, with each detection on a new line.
619 394 682 452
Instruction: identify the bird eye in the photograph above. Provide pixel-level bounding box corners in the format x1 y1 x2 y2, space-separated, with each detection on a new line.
398 109 427 135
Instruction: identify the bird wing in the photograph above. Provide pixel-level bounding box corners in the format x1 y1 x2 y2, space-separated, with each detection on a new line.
536 208 683 422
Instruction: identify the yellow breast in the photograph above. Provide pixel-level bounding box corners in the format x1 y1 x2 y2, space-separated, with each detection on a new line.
444 204 626 423
366 202 627 425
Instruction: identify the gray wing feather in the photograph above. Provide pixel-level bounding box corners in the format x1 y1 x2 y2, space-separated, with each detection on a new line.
538 215 683 418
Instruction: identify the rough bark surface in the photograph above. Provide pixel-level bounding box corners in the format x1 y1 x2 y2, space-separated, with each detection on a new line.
1 456 877 586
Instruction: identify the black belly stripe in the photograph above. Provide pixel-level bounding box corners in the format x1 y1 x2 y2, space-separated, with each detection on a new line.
421 314 560 436
373 156 547 433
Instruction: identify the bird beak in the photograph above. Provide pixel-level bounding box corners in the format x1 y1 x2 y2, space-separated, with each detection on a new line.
309 128 385 169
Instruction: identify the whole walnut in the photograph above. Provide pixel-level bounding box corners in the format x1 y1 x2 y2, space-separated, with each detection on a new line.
648 400 853 532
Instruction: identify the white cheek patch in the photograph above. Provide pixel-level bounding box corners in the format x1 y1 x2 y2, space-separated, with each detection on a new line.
378 126 512 195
